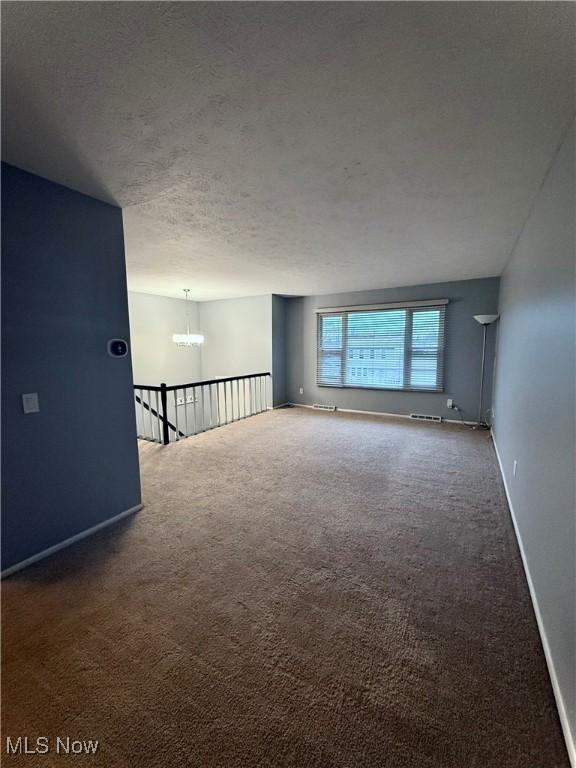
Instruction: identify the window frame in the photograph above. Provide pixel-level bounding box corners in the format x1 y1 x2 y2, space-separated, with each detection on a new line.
316 302 447 393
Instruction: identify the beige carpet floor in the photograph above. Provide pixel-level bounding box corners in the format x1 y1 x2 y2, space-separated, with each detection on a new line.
2 408 568 767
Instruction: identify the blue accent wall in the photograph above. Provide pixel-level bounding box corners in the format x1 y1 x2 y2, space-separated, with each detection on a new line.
285 277 500 421
1 163 141 571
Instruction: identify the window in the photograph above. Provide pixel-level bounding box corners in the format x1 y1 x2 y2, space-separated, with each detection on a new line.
316 300 447 392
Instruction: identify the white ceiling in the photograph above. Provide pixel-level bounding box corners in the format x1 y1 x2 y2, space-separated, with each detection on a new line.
2 2 574 301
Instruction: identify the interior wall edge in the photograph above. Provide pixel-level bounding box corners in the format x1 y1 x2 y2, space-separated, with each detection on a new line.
0 504 143 580
491 434 576 767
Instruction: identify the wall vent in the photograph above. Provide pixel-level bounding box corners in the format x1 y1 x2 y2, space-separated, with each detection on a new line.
410 413 442 423
313 404 337 412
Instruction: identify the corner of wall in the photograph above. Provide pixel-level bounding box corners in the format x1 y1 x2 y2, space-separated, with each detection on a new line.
491 433 576 766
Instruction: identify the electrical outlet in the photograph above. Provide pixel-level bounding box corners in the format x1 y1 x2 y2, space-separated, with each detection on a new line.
446 398 453 409
176 395 196 406
513 460 518 477
299 387 304 395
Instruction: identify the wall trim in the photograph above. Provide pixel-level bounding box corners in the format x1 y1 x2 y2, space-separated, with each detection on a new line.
289 403 476 425
491 434 575 766
316 297 449 314
1 503 143 579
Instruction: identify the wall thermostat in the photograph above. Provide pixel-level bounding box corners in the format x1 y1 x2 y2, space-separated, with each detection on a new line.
107 339 128 358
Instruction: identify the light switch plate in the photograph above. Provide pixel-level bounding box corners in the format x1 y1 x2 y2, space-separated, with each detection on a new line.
22 393 40 414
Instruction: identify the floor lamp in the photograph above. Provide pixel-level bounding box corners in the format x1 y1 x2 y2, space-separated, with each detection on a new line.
473 314 499 429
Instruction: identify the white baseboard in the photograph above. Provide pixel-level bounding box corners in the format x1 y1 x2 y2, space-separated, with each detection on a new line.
289 403 476 425
491 434 575 766
1 504 143 579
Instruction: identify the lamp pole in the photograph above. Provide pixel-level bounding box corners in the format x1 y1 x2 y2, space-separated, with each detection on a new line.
473 314 499 430
477 322 488 427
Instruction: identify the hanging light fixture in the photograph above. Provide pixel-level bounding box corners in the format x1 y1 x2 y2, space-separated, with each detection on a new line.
173 289 204 346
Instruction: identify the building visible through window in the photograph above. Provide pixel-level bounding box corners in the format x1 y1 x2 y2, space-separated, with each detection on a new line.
317 303 446 392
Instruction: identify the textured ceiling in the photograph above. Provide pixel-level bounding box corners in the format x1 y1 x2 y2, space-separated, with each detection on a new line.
2 2 574 300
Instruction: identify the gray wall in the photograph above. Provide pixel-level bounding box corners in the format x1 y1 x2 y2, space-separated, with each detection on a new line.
1 164 141 571
198 295 273 410
199 295 272 381
272 295 288 406
128 291 201 386
285 278 500 421
492 123 575 754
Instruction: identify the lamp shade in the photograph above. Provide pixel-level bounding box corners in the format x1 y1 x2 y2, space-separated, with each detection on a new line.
473 314 499 325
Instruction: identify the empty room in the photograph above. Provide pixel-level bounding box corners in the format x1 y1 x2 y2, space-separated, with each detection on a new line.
1 2 574 767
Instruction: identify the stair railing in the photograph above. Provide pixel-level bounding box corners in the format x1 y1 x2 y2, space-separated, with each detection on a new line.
134 372 272 445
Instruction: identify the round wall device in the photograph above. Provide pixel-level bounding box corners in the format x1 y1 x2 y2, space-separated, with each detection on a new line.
107 339 128 358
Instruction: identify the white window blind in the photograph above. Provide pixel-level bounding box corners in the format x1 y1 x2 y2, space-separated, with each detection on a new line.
316 301 447 392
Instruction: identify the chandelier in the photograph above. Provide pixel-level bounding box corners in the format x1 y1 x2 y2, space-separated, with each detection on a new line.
172 289 204 346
